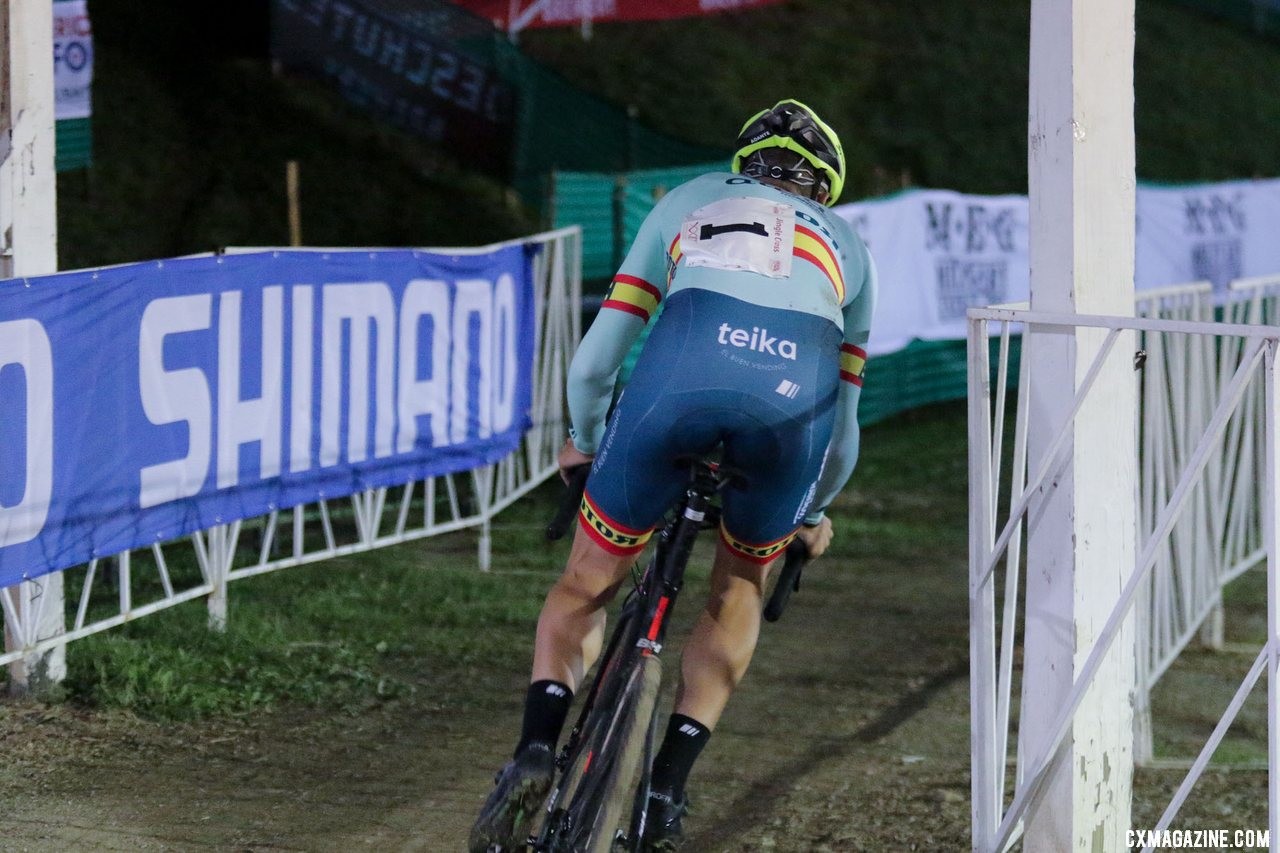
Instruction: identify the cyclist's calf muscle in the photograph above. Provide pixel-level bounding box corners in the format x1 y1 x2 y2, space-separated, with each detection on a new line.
532 524 635 691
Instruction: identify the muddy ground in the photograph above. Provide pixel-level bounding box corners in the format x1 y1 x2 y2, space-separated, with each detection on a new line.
0 498 1269 851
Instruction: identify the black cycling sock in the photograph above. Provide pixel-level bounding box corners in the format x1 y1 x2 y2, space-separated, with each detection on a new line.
650 713 711 799
515 680 573 756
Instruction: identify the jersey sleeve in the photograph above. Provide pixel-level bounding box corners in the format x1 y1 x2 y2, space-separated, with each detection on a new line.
805 247 877 524
566 194 675 454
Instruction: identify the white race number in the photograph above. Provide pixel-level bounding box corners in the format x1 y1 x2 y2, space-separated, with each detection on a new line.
680 197 795 278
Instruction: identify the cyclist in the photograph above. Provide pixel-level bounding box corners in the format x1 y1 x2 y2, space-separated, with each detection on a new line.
471 99 876 852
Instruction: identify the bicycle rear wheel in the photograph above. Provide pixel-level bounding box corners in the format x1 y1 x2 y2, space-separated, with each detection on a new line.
547 652 662 853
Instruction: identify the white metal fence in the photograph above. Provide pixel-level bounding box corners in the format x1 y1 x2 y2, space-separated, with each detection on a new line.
1 227 582 671
968 295 1280 851
1132 277 1280 763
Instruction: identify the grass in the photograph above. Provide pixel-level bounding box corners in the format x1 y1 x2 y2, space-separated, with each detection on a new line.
51 532 558 720
9 400 968 721
1149 563 1271 766
50 485 566 720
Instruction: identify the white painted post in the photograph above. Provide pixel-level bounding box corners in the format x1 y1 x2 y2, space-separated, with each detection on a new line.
207 526 228 632
1199 599 1225 650
0 0 57 282
1021 0 1137 849
479 519 493 573
2 0 65 697
476 464 494 572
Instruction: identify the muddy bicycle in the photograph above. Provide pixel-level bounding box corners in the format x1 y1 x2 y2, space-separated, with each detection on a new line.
514 457 808 853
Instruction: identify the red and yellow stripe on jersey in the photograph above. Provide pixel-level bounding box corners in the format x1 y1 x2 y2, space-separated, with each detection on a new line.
840 343 867 387
602 274 662 323
579 491 655 556
720 525 797 565
793 225 845 303
666 235 684 286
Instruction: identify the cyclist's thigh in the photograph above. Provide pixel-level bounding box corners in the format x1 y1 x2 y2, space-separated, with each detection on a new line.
719 406 834 558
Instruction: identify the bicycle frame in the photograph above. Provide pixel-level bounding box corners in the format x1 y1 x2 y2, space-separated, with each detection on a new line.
533 459 738 852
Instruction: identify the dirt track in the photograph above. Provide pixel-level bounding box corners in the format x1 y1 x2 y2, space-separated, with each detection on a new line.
0 527 975 852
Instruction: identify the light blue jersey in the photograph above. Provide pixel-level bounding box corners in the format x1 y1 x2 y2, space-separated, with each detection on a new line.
620 172 873 326
568 172 877 525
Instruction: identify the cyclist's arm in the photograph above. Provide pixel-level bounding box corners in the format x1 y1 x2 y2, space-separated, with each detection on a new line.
566 203 673 454
566 308 650 454
804 248 878 525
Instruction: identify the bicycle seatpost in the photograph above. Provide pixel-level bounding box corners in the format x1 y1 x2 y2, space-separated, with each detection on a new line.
655 466 722 588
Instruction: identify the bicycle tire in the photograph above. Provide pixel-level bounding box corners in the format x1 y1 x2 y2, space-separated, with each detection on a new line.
547 653 662 853
583 654 661 852
623 699 661 852
541 657 627 852
538 601 642 850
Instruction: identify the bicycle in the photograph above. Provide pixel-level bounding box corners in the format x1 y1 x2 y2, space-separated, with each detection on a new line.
516 457 808 853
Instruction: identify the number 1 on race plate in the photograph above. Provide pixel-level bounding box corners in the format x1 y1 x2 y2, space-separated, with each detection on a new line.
681 197 796 279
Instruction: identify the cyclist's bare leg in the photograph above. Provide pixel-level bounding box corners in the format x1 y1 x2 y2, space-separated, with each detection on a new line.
470 528 634 852
637 539 778 841
671 538 779 728
530 523 635 691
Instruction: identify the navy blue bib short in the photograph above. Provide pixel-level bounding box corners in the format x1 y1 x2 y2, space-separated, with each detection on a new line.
579 288 842 563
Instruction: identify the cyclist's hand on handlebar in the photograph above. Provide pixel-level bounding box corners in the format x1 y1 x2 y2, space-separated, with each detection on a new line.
558 438 594 484
796 517 833 559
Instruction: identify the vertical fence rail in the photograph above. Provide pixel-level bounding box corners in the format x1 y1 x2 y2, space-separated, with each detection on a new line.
1 227 582 670
1267 340 1280 843
968 316 999 848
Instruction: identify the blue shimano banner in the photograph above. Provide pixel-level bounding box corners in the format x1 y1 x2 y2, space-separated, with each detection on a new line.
0 246 536 586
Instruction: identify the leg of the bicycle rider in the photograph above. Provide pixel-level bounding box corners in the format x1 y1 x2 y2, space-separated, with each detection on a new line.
531 525 634 691
470 525 635 853
671 539 776 726
642 539 780 850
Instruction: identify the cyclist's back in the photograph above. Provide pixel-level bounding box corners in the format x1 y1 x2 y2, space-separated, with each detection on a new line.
637 170 862 324
573 170 873 561
470 99 876 853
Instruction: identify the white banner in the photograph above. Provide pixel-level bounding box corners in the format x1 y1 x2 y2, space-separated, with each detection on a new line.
836 178 1280 355
53 0 93 121
837 190 1029 355
1136 178 1280 292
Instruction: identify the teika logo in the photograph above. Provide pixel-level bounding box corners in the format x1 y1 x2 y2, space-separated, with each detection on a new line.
717 323 797 360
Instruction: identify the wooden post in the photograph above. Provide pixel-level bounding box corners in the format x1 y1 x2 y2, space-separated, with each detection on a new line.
1 0 57 277
2 0 65 697
286 159 302 247
1021 0 1137 848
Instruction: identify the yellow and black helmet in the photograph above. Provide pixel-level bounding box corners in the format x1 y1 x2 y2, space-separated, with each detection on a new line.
731 100 845 206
